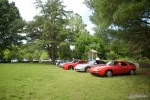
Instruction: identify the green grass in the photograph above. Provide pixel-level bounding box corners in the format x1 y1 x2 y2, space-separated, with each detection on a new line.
0 63 150 100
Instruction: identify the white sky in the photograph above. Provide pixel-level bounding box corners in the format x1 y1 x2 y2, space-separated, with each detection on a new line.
9 0 94 34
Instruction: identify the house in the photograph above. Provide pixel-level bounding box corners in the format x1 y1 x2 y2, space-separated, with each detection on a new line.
88 50 97 61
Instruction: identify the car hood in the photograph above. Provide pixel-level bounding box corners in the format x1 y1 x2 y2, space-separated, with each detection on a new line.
91 65 109 70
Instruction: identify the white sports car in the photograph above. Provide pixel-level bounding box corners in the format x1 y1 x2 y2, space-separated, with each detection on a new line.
74 60 106 72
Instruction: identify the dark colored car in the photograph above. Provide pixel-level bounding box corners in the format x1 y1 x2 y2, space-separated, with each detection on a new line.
0 58 7 63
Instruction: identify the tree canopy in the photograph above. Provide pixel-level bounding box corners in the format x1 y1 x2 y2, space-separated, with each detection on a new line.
1 0 150 62
85 0 150 59
0 0 25 53
27 0 72 63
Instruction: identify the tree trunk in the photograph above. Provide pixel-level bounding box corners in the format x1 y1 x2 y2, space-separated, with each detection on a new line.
46 45 56 64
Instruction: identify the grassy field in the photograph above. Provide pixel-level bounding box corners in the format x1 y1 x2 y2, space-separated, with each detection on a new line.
0 63 150 100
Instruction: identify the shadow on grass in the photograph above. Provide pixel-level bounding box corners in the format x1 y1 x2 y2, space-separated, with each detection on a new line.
75 71 88 73
90 73 142 78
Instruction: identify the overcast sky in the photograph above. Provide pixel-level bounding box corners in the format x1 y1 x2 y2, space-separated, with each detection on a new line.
9 0 94 34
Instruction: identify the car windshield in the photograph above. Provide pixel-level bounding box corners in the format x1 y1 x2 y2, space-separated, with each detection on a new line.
106 60 118 66
72 59 78 63
88 60 95 64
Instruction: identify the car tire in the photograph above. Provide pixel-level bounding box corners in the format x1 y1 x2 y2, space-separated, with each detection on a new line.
85 67 90 72
68 66 74 70
129 69 135 75
105 70 113 77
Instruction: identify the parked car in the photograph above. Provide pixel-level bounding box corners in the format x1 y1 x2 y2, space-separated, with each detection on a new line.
41 59 51 63
89 60 136 77
11 58 18 63
62 60 87 70
21 58 29 63
33 58 39 63
0 58 7 63
58 61 72 68
74 60 106 72
55 60 63 66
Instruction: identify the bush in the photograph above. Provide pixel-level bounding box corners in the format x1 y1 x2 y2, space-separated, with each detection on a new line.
138 58 150 63
107 51 116 60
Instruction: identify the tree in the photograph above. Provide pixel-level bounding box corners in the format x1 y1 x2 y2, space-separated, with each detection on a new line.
58 42 71 60
10 45 20 59
85 0 150 59
67 13 88 41
3 49 11 60
74 32 106 60
0 0 25 52
55 13 88 60
27 0 70 63
40 51 49 60
18 43 42 61
107 51 116 60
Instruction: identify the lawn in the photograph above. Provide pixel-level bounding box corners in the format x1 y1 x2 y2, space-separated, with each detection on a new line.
0 63 150 100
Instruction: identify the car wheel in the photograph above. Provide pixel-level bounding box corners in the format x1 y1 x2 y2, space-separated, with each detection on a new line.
105 70 113 77
68 66 73 70
129 69 135 75
85 67 90 72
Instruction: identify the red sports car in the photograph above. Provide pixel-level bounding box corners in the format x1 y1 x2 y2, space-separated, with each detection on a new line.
63 60 87 70
89 60 136 77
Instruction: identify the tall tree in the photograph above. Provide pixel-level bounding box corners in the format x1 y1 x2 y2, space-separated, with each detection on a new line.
27 0 69 63
55 13 88 60
85 0 150 59
67 13 88 41
66 13 92 59
0 0 25 52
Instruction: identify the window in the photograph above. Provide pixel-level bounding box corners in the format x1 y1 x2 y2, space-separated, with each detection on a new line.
128 62 134 65
120 62 127 66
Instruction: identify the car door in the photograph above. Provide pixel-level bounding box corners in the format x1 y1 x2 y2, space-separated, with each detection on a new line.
112 61 122 74
119 62 130 74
